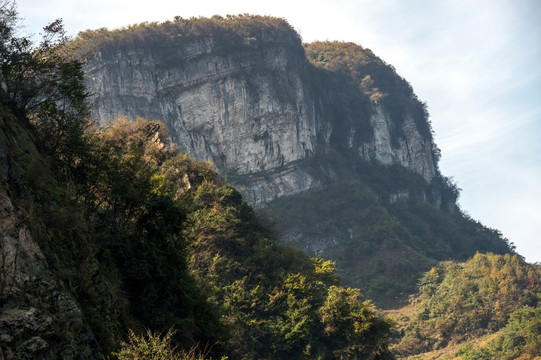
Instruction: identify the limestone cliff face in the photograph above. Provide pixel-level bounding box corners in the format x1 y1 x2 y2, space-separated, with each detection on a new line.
359 104 437 182
85 34 325 205
81 18 440 206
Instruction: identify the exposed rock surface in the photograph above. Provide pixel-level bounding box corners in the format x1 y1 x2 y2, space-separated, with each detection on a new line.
75 19 489 308
85 35 324 205
0 116 101 359
81 20 440 206
360 105 436 182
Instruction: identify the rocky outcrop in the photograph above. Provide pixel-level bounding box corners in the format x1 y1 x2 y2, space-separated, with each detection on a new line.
359 104 436 182
81 18 440 206
0 191 100 360
233 162 323 205
0 116 101 359
85 36 323 205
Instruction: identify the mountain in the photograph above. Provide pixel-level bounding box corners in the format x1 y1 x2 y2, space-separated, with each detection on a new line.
75 15 513 306
0 105 394 360
1 7 535 359
78 17 438 205
1 10 395 357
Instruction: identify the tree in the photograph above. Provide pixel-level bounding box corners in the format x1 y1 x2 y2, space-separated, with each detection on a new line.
320 286 394 359
1 1 82 114
0 0 90 169
113 329 226 360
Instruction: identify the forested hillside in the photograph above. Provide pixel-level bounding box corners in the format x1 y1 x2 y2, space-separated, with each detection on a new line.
390 253 541 359
0 5 393 358
2 3 538 359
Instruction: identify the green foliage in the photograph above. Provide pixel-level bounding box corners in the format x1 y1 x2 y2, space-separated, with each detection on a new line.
113 329 181 360
263 156 512 307
0 1 89 122
320 286 394 359
69 16 514 320
390 199 512 258
0 16 226 348
88 119 225 348
182 167 394 359
0 0 95 191
72 14 302 60
485 304 541 359
455 304 541 360
113 329 227 360
24 117 226 352
395 253 541 356
6 8 522 360
1 27 394 356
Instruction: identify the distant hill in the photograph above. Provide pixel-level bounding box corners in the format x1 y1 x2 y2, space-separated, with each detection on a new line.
390 252 541 359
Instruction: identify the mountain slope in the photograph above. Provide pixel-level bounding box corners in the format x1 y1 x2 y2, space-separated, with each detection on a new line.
74 16 513 307
0 103 103 359
390 253 541 359
2 7 529 359
1 97 395 359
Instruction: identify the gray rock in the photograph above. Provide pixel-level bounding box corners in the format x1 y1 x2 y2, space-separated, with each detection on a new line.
0 184 102 359
360 105 436 182
83 35 439 207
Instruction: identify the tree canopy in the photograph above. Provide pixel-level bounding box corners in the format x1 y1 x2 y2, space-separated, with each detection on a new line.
394 253 541 357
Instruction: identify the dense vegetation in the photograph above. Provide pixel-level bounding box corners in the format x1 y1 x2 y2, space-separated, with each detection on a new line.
3 4 537 359
456 304 541 360
392 253 541 358
1 4 395 358
73 14 302 60
182 166 394 358
68 14 515 311
304 41 435 149
264 157 512 307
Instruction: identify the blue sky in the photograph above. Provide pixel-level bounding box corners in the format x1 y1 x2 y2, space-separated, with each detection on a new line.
17 0 541 262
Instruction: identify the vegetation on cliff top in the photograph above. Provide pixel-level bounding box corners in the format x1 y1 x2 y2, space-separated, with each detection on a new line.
72 17 514 292
3 4 536 359
73 14 302 58
304 41 435 148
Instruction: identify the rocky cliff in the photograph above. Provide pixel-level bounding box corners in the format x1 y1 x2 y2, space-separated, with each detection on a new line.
0 111 101 359
80 16 440 206
76 17 511 306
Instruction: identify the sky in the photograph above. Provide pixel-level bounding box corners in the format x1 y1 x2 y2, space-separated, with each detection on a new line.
16 0 541 263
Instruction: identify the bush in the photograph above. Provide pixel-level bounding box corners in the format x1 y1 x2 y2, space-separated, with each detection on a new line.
113 329 227 360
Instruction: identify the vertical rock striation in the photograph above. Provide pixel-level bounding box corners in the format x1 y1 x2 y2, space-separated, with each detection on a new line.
80 17 440 206
360 104 436 182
